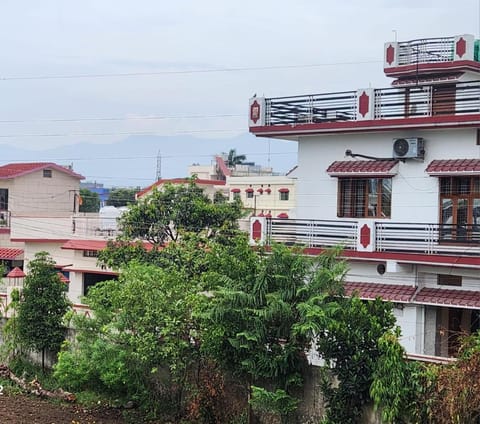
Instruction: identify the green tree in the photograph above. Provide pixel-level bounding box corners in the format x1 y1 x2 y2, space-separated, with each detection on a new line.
106 187 137 207
16 252 70 369
54 260 203 417
202 245 348 423
226 148 246 167
79 188 100 213
116 179 243 246
297 288 396 424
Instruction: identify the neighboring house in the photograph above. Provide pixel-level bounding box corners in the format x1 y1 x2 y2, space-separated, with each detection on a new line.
248 34 480 359
189 155 297 219
136 177 227 200
0 162 121 307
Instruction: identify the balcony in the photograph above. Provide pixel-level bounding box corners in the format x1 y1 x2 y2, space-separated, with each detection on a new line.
250 217 480 262
249 80 480 137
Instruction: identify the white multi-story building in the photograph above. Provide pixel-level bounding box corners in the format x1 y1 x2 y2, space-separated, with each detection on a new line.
249 34 480 359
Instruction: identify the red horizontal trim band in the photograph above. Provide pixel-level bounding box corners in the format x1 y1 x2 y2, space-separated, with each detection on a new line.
384 60 480 77
250 113 480 137
302 248 480 267
0 229 11 234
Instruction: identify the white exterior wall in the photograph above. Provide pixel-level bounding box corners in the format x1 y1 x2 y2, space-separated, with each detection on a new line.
297 128 479 223
227 175 296 217
7 170 80 217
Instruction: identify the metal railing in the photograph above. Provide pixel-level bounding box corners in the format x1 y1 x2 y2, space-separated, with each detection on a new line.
72 216 120 238
396 37 455 66
262 218 480 257
261 81 480 127
267 218 357 249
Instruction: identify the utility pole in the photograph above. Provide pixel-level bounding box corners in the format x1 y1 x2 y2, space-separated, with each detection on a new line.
156 150 162 181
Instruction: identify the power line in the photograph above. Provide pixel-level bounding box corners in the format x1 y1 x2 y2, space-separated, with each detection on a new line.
0 113 243 124
0 60 381 82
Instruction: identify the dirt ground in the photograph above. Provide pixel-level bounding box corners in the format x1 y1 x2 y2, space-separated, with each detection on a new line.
0 392 127 424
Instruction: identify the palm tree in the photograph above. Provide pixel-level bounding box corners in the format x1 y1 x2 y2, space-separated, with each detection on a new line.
226 149 246 167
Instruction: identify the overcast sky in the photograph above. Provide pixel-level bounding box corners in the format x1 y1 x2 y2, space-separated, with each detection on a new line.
0 0 478 176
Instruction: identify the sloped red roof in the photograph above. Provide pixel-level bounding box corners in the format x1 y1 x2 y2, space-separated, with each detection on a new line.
414 287 480 308
345 282 416 303
426 159 480 176
0 163 84 180
57 272 70 283
62 240 108 251
327 160 398 177
0 247 24 260
6 267 25 278
136 178 226 198
61 239 155 251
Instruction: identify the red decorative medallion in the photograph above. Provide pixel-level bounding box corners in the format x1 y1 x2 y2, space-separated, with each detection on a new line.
250 100 261 124
358 91 370 117
456 37 466 58
386 44 395 65
252 219 262 241
360 224 371 248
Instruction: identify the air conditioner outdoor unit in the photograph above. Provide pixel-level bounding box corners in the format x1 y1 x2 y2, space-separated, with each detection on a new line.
392 137 425 159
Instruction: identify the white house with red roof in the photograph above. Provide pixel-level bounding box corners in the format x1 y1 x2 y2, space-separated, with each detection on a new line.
0 162 123 308
249 34 480 359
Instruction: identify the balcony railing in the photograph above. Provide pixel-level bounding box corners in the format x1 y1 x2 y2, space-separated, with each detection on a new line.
260 218 480 257
72 215 120 238
397 37 455 66
260 80 480 127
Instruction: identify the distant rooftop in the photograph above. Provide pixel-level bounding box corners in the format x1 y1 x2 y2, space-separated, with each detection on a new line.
0 162 84 180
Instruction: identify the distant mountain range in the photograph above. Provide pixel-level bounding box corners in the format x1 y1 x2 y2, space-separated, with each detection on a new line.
0 133 298 188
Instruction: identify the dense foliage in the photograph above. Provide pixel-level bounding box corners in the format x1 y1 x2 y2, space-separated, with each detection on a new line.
78 188 100 213
16 252 70 369
106 187 137 207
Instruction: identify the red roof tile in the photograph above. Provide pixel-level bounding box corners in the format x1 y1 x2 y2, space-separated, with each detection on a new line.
61 239 155 251
0 163 84 180
327 160 398 176
0 247 24 260
414 287 480 308
6 267 25 278
426 159 480 175
345 282 416 303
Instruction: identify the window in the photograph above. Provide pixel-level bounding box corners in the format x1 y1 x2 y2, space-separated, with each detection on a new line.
83 250 99 258
0 188 8 210
280 191 289 201
437 274 462 287
338 178 392 218
43 169 52 178
439 176 480 241
246 191 254 199
233 192 240 200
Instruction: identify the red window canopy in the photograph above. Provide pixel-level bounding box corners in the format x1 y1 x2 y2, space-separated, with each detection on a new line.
257 188 264 194
426 159 480 176
278 188 289 193
230 188 241 193
327 160 398 177
265 188 272 194
277 213 289 218
245 188 254 193
265 212 272 218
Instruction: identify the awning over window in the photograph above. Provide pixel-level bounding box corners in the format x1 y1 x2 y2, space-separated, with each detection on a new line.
278 188 289 193
0 247 23 260
327 160 398 177
245 188 254 193
277 213 289 218
426 159 480 176
265 188 272 194
344 282 416 303
230 188 241 193
257 188 263 194
414 288 480 309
